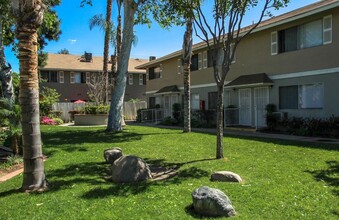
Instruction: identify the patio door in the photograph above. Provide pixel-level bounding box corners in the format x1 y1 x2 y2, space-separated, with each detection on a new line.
254 87 269 128
239 88 251 126
163 95 171 117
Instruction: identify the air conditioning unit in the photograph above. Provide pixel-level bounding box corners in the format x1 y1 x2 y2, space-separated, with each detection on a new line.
272 112 288 121
84 52 92 62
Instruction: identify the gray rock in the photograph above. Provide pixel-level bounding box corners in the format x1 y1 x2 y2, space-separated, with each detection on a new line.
104 148 122 164
111 155 152 183
211 171 242 183
192 186 236 217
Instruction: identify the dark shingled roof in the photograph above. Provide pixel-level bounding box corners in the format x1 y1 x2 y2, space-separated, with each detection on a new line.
226 73 273 88
155 85 180 94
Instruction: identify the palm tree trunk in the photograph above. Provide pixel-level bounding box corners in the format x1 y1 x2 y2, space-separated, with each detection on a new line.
103 0 112 105
107 0 136 131
182 18 193 133
12 0 47 191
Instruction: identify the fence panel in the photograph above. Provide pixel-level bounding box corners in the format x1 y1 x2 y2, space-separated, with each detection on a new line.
52 101 146 122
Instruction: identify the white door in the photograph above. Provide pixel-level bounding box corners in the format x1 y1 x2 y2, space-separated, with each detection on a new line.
163 95 171 117
254 87 269 128
239 88 251 126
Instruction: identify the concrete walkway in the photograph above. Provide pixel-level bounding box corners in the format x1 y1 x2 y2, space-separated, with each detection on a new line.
138 123 339 145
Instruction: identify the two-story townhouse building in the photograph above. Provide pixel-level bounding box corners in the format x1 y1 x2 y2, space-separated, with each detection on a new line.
39 53 148 102
137 0 339 128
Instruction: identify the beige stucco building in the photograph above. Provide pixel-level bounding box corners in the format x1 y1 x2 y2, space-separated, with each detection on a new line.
39 53 148 102
137 0 339 128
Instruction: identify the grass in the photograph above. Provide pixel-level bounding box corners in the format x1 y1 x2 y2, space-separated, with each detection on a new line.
0 125 338 219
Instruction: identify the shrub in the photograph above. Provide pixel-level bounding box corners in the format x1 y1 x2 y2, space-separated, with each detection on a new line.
41 116 55 125
84 106 97 114
265 104 278 131
52 118 64 125
160 116 176 126
172 103 181 124
136 108 148 122
96 105 109 114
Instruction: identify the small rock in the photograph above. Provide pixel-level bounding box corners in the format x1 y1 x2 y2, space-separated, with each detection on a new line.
192 186 236 217
111 155 152 183
211 171 242 183
104 148 122 164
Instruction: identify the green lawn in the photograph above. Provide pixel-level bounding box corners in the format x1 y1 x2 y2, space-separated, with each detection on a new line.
0 125 338 219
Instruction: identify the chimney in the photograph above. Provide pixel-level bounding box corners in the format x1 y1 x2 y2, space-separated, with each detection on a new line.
149 56 156 61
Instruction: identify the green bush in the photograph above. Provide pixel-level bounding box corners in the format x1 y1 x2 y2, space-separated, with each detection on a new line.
160 116 176 126
96 105 109 114
84 106 97 114
52 118 64 125
48 110 62 118
136 108 147 122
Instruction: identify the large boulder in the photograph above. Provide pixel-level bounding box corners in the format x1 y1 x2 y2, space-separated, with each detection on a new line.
104 148 123 164
211 171 242 183
111 155 152 183
192 186 236 217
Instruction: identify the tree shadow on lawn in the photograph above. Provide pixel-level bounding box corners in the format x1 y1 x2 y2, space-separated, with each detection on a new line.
80 158 213 199
305 160 339 196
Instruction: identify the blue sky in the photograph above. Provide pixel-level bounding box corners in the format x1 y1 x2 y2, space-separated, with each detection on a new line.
5 0 318 73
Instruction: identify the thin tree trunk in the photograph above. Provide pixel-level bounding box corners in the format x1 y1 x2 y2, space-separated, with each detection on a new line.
216 84 224 159
107 0 136 131
182 18 193 133
13 0 47 192
0 13 14 102
103 0 112 105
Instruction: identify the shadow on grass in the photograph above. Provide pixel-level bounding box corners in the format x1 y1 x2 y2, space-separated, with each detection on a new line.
305 160 339 197
81 158 212 199
185 204 214 219
0 188 21 198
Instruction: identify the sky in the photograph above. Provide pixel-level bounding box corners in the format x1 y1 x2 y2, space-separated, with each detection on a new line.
5 0 319 73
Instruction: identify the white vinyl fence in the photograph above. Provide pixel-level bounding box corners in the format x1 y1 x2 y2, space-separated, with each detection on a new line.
52 101 147 122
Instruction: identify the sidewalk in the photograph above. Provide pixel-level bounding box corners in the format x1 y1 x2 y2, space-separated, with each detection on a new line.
137 123 339 145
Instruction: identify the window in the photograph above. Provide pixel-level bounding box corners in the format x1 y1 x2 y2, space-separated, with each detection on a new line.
271 31 278 55
139 74 143 85
279 86 298 109
71 72 86 84
208 92 218 110
177 59 182 74
323 15 332 44
190 54 199 71
191 94 200 110
203 51 208 69
40 71 58 83
86 72 90 84
300 83 324 109
149 66 161 80
274 16 332 54
128 74 133 85
58 71 64 83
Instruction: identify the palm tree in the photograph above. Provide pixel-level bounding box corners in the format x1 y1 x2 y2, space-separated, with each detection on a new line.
11 0 48 192
89 0 113 105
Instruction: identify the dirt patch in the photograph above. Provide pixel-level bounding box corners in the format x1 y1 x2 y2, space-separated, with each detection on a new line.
0 163 23 178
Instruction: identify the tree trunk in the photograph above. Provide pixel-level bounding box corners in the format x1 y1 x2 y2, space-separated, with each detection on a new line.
182 18 193 133
216 84 224 159
103 0 112 105
0 13 14 102
12 0 48 192
107 0 136 131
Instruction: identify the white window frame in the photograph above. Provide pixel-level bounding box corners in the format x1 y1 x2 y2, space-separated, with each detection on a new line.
271 31 278 55
86 72 90 84
128 74 133 85
198 52 202 70
299 83 324 109
139 74 143 85
159 64 163 78
70 72 75 84
202 51 208 69
58 71 64 83
177 59 182 74
323 15 332 45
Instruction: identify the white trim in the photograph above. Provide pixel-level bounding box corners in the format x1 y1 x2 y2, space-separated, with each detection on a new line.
58 71 64 83
271 31 278 55
323 15 332 44
139 74 144 85
225 83 273 89
70 72 75 84
198 53 202 70
178 82 218 90
146 90 158 95
270 67 339 80
202 51 208 69
86 72 90 84
128 74 133 85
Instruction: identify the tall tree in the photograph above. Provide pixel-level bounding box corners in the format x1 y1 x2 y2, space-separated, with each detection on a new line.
193 0 288 159
12 0 48 191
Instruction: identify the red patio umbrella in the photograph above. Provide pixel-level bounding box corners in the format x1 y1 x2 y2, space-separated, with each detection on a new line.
74 100 86 103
